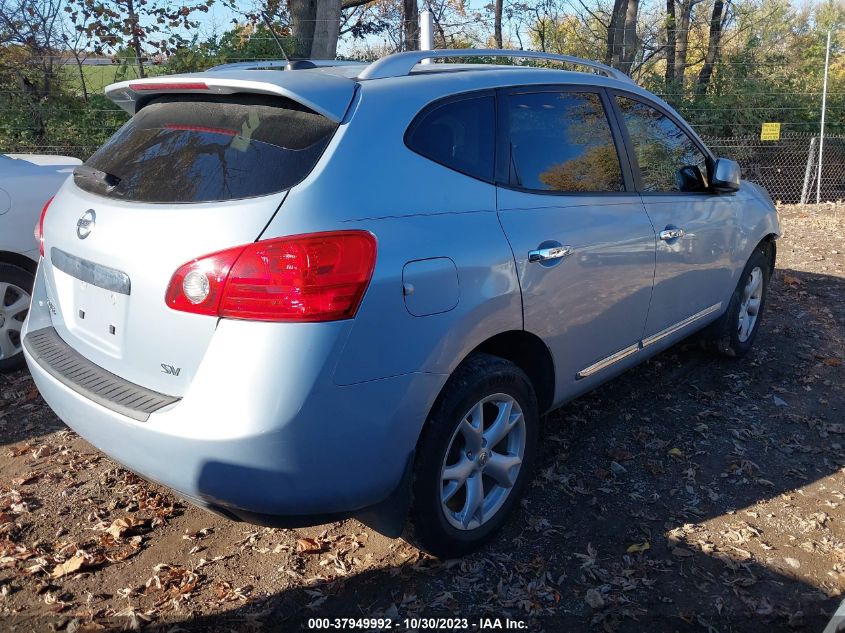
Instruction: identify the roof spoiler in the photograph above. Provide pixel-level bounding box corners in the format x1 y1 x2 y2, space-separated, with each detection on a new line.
206 60 363 72
104 70 357 123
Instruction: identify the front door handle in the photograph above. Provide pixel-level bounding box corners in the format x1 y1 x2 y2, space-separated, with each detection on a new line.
659 228 685 241
528 245 573 263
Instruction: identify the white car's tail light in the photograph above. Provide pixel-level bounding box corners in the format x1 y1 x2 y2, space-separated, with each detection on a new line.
34 196 54 257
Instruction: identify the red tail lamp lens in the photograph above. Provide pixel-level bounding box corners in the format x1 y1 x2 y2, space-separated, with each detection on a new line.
35 196 53 257
165 231 377 322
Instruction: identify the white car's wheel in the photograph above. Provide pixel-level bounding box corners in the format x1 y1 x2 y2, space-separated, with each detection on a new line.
0 263 33 372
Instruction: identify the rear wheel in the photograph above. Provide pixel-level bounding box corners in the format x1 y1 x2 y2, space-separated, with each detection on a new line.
0 263 34 372
704 248 770 357
406 353 538 558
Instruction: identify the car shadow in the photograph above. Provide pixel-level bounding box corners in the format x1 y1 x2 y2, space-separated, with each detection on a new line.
118 266 843 632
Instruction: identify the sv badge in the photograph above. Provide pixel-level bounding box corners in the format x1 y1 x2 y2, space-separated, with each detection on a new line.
161 363 181 376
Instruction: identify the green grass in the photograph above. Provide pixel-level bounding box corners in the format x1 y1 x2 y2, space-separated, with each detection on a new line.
59 62 167 97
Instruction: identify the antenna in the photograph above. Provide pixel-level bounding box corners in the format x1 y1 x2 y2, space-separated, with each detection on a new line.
260 12 316 70
260 12 290 64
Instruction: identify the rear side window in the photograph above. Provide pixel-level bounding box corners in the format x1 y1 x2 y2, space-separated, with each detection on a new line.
616 96 709 193
507 91 624 193
76 94 337 203
406 95 495 181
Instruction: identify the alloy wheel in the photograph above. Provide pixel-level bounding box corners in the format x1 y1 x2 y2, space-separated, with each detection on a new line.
440 393 526 531
737 266 763 343
0 282 30 360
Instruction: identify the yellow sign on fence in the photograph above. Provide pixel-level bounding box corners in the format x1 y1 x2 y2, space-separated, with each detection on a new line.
760 122 781 141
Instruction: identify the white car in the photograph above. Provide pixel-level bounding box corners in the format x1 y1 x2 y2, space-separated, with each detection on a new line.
0 154 81 370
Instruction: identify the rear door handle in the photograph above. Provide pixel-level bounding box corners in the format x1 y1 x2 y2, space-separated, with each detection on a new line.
659 228 685 241
528 245 573 263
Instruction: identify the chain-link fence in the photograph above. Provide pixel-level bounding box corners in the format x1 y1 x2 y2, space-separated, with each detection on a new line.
705 133 845 203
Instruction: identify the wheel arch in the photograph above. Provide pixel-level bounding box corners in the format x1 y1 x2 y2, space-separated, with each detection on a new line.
466 330 556 414
0 251 37 276
755 233 777 275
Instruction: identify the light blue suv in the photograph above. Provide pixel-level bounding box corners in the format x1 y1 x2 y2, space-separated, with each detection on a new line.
22 50 779 557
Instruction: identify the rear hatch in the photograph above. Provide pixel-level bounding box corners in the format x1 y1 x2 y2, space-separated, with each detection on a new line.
39 77 354 396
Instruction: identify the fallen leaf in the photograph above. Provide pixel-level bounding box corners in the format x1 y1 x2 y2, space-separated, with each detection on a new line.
296 538 322 554
104 516 145 540
51 554 85 578
584 588 605 609
668 448 684 459
10 474 37 487
627 541 651 553
782 274 803 286
672 547 694 558
8 444 31 457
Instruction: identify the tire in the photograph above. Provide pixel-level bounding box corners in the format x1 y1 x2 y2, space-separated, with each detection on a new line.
406 353 539 558
0 263 35 372
704 248 770 358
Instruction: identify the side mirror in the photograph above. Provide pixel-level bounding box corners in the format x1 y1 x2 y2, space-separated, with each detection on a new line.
712 158 741 193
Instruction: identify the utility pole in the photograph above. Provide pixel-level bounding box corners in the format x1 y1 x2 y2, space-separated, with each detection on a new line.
420 10 434 63
817 30 831 204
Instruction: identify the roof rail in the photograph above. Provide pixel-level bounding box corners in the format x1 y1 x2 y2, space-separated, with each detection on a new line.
207 59 363 72
358 49 633 82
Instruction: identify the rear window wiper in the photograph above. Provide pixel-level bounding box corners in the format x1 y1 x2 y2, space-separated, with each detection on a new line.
73 165 121 190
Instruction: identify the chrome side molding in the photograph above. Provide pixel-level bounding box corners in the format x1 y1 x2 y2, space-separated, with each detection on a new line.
575 302 723 380
641 302 722 348
576 343 640 379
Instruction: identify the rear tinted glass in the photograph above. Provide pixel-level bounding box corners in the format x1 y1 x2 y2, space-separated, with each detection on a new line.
406 95 495 181
76 94 337 203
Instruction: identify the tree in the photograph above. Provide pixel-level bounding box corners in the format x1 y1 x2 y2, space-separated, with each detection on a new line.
403 0 419 50
62 0 97 102
696 0 726 94
0 0 62 98
672 0 701 86
0 0 63 142
494 0 503 48
619 0 639 74
71 0 214 78
664 0 676 84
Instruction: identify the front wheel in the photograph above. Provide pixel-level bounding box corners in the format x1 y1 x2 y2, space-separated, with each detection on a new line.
705 248 770 357
406 353 539 558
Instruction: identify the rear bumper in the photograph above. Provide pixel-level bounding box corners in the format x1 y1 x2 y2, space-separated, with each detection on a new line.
23 268 446 521
24 337 443 518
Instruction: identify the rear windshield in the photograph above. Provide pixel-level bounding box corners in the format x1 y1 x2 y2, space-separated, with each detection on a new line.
76 94 337 203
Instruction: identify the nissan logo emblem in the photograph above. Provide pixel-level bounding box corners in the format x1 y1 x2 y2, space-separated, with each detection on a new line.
77 209 96 239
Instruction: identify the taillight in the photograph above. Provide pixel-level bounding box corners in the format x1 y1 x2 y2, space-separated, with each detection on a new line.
34 196 54 257
165 231 377 322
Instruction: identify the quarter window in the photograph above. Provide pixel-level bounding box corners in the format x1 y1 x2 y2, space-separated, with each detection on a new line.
406 95 495 181
616 97 709 193
506 91 624 193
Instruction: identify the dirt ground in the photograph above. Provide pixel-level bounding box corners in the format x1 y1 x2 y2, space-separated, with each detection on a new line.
0 203 842 633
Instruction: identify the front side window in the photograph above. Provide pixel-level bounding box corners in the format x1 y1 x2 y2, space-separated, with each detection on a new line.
406 95 496 181
616 96 709 193
506 91 624 193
